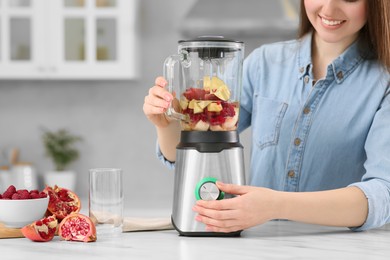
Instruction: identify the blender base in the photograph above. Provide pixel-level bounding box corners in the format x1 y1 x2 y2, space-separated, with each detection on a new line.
171 216 242 237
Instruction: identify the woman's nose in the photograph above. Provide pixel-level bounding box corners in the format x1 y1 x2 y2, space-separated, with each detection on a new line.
321 0 339 18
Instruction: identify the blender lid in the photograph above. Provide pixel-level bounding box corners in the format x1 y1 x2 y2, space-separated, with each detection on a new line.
178 36 244 59
178 36 243 44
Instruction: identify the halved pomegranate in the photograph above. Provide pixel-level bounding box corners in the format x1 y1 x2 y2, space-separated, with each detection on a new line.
44 185 81 220
58 213 97 242
21 215 58 242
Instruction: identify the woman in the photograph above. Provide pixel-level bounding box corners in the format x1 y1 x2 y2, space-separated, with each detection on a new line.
143 0 390 232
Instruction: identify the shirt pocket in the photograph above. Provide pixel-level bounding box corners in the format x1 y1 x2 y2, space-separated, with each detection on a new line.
253 96 288 149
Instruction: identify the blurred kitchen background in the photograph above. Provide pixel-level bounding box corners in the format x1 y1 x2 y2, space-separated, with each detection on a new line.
0 0 299 211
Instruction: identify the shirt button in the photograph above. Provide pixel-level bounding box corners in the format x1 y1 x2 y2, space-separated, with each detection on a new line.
304 75 310 84
294 138 301 146
288 170 295 178
303 107 311 114
337 71 344 80
299 67 305 73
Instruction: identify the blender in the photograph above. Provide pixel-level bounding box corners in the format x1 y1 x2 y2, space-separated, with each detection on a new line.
164 36 245 236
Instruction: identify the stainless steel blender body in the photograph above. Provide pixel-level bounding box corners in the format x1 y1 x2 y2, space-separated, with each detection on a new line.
171 132 245 236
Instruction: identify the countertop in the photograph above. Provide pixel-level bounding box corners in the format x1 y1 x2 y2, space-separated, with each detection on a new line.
1 208 389 260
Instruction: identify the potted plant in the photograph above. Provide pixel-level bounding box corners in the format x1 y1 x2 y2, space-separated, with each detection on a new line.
42 128 82 191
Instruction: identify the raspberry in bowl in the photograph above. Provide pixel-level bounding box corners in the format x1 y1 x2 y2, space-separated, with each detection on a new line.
0 185 49 228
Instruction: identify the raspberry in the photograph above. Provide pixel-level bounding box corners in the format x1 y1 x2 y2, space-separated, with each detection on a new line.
39 192 48 198
6 185 17 193
30 193 41 199
2 192 13 199
2 185 16 199
17 189 30 199
0 194 2 199
11 193 22 200
19 192 31 200
29 190 39 194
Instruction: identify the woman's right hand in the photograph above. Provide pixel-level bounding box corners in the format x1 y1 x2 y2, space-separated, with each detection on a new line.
143 76 174 128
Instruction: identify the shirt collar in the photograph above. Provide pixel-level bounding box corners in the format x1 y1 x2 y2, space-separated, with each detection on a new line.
297 32 313 79
297 31 368 84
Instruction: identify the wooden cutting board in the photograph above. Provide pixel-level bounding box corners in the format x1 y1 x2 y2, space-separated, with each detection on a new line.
0 223 23 239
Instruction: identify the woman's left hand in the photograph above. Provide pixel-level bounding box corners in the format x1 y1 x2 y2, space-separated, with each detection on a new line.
192 182 279 233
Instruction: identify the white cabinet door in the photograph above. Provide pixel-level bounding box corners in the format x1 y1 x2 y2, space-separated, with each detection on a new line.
0 0 138 79
0 0 48 78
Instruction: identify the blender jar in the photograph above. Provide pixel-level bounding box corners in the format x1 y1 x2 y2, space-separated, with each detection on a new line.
164 36 244 131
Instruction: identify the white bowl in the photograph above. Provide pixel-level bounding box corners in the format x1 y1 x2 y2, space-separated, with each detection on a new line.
0 197 49 228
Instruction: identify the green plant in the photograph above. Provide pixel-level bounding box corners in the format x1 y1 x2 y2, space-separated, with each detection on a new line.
42 128 82 171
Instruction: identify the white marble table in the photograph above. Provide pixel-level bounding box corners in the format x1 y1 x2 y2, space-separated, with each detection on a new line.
1 217 389 260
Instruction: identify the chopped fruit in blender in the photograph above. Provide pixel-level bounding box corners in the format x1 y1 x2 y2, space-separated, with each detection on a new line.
203 76 225 92
193 102 203 114
204 93 220 100
212 84 230 101
198 100 212 109
222 107 239 130
180 97 189 110
181 121 192 131
183 88 207 100
210 125 225 131
188 100 212 114
192 120 210 131
207 102 223 112
179 76 238 131
203 76 231 101
188 99 196 109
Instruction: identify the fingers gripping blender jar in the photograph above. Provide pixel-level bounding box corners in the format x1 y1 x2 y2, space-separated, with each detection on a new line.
164 36 245 236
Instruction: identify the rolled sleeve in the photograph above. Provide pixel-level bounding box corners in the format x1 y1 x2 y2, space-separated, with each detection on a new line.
348 180 390 231
155 141 175 170
349 88 390 231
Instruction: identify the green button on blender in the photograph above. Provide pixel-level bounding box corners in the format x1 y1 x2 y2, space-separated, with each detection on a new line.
195 177 225 201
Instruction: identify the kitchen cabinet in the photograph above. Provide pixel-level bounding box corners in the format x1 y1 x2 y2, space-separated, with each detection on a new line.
0 0 138 79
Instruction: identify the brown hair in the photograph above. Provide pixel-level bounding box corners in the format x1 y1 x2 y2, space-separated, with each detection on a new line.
298 0 390 73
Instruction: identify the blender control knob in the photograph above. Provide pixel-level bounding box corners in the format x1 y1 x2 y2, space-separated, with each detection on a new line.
195 177 225 201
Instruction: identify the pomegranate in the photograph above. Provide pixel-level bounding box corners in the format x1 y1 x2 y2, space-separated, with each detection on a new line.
21 215 58 242
58 213 97 242
44 185 81 220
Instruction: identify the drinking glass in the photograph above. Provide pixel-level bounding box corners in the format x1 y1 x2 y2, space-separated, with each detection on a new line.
89 168 123 237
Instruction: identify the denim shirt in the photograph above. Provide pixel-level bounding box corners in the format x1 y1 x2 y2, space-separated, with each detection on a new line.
157 32 390 231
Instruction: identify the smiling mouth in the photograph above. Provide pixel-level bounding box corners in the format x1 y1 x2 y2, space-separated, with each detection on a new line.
319 16 346 26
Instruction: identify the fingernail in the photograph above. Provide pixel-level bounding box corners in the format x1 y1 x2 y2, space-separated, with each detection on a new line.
164 94 172 102
195 216 201 222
